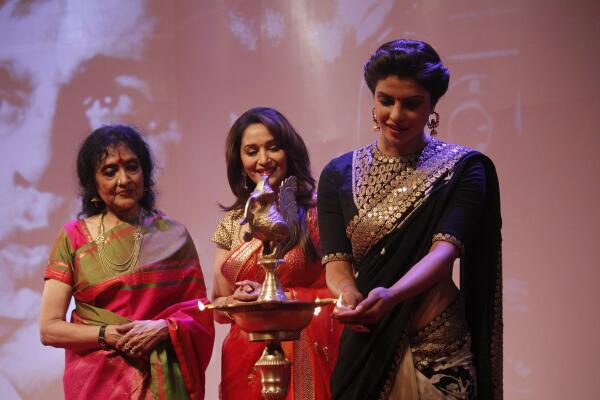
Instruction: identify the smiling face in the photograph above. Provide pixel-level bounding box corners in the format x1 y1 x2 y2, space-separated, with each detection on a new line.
95 143 144 217
373 75 433 156
240 123 288 189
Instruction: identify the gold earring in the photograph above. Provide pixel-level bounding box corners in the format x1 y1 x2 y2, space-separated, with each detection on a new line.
371 108 380 131
427 111 440 136
91 196 101 204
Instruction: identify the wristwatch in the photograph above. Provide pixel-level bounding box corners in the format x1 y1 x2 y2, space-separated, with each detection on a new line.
98 325 109 350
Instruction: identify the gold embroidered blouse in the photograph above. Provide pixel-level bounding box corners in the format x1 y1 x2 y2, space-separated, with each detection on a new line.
318 138 470 265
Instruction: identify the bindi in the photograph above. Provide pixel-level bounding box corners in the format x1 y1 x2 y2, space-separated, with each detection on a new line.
116 149 126 164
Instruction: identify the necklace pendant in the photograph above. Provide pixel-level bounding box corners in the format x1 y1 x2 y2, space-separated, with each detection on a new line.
95 235 105 245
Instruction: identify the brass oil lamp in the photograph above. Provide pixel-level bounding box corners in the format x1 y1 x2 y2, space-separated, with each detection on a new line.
214 176 335 400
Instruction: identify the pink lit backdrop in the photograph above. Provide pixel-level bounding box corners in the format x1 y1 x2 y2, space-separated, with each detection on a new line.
1 0 599 399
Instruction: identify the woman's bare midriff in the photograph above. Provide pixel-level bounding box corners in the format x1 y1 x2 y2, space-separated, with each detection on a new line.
407 274 458 335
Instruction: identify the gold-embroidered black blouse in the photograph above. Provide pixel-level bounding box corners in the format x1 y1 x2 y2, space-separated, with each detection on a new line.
317 138 474 266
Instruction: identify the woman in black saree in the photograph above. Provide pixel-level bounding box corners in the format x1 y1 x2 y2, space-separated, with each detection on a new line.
317 39 502 399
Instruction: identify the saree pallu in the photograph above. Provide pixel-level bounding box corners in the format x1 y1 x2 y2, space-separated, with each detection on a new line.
45 210 215 400
329 152 502 400
216 209 342 400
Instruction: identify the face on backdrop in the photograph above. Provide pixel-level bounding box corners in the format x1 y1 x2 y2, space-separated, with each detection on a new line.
0 1 67 242
0 0 158 241
240 123 288 189
0 0 162 396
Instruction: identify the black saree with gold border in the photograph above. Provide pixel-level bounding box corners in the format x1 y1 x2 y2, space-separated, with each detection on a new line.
318 140 502 400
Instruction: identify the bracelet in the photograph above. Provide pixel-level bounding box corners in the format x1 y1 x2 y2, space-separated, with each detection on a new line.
98 325 109 350
220 296 235 322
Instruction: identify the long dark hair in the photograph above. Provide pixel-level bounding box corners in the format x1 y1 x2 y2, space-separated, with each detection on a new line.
223 107 319 261
77 125 156 218
364 39 450 106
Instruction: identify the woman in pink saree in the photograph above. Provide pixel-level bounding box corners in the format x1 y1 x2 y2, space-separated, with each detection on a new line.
40 125 215 399
211 108 342 399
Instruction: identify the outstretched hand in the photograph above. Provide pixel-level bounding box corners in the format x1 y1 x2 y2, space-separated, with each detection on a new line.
115 319 170 359
333 285 364 314
332 285 368 332
333 287 396 330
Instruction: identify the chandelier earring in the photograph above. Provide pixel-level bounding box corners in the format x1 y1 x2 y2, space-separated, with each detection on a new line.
371 108 380 131
427 111 440 136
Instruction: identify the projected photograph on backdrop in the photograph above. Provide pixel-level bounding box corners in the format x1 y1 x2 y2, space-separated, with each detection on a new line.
0 1 179 397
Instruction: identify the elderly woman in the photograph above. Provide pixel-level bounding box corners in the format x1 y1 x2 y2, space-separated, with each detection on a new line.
39 125 215 399
211 107 342 399
318 40 502 399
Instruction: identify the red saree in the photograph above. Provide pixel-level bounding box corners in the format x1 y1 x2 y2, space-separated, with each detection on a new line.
45 210 215 400
213 208 342 400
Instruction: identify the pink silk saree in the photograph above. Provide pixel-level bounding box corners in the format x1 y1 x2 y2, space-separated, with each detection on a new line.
45 210 215 400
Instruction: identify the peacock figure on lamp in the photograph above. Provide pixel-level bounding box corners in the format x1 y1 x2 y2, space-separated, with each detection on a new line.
240 175 299 302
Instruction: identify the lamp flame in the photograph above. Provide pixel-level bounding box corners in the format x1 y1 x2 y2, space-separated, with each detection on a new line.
335 294 351 311
198 300 206 311
314 297 321 316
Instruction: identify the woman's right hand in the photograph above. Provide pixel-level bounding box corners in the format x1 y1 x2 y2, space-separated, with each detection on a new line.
332 285 372 332
335 285 364 313
325 261 369 331
104 325 123 348
232 280 262 302
115 319 170 358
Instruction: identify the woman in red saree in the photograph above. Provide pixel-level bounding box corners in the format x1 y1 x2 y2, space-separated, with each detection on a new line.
40 125 215 400
211 107 342 399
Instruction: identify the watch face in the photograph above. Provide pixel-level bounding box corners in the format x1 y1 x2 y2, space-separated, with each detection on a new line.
98 325 108 349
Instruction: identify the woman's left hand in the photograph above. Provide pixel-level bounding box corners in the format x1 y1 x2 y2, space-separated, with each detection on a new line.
115 319 170 358
333 287 396 327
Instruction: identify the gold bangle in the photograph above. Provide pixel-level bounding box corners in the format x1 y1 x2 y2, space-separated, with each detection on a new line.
220 296 234 321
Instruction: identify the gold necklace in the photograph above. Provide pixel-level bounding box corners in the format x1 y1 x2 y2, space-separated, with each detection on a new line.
95 210 145 276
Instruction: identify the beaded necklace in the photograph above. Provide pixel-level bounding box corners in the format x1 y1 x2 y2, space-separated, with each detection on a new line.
95 210 145 276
